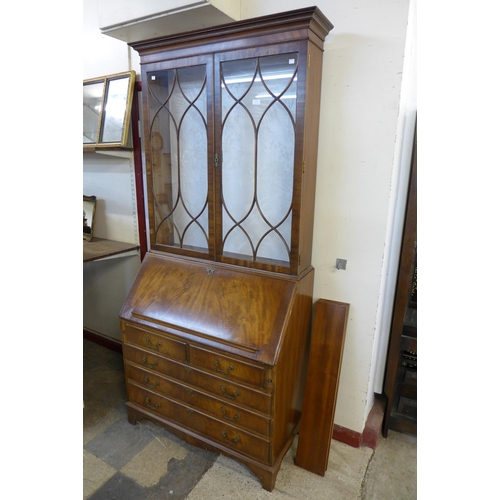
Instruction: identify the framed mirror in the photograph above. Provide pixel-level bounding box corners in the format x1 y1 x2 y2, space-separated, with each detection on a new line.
83 195 97 241
83 71 136 149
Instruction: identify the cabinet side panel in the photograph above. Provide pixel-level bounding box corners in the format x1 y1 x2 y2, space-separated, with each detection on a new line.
298 42 324 275
271 268 314 462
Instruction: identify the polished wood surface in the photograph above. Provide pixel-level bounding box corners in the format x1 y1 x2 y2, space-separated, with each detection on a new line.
121 7 332 491
120 254 315 491
294 299 349 476
131 6 332 277
83 237 139 263
130 7 333 58
121 252 296 365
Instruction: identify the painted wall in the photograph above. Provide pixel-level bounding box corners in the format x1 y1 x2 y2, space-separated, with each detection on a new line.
83 0 414 434
83 153 142 341
241 0 412 433
83 0 143 342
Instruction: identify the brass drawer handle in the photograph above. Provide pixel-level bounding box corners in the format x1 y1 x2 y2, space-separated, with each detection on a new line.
145 337 162 351
143 376 159 390
185 387 194 395
184 366 192 374
142 356 158 370
145 397 160 411
221 407 240 422
186 408 194 414
222 431 240 445
220 386 240 400
215 360 234 375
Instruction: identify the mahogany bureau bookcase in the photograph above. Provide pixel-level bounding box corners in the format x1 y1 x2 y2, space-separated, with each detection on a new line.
119 7 333 491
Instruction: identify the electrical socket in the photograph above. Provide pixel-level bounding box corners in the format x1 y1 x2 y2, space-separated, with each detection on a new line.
336 258 347 270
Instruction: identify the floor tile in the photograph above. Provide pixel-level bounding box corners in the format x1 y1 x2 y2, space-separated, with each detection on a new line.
86 472 147 500
187 435 374 500
83 365 127 408
360 431 417 500
121 433 188 487
187 454 272 500
83 449 117 499
84 399 124 446
83 339 123 373
277 437 372 500
83 340 417 500
84 416 155 469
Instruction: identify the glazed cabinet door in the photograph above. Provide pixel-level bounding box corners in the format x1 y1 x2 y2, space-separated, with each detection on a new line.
142 55 215 259
214 43 307 274
141 42 312 275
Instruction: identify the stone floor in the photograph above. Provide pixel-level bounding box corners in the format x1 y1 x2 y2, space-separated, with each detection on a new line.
83 339 417 499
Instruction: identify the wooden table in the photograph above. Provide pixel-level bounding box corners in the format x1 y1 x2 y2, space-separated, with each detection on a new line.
83 237 139 263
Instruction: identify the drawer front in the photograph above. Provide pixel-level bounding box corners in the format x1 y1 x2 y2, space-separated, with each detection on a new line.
127 381 270 464
125 363 270 437
190 345 265 389
123 344 272 414
124 324 187 362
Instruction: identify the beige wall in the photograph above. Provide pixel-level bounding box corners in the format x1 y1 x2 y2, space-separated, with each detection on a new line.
83 0 415 434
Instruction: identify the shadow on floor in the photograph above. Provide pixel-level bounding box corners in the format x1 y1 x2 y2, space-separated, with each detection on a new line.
83 339 416 499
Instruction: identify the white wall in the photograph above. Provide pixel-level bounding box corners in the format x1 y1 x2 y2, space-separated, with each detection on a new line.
83 0 413 434
241 0 412 433
83 153 142 341
83 0 143 342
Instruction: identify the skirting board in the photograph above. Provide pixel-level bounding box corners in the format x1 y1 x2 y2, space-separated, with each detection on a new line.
83 329 122 354
333 393 386 449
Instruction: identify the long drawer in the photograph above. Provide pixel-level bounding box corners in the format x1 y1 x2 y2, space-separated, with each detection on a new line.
125 363 271 437
124 324 267 391
123 344 272 414
127 381 270 464
189 345 266 389
124 324 187 361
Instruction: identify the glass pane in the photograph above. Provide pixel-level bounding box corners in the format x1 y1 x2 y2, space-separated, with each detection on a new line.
101 76 130 143
221 53 297 264
148 65 209 252
83 81 104 144
222 105 255 221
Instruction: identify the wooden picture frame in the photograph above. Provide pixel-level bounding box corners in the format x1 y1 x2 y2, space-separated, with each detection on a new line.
83 195 97 241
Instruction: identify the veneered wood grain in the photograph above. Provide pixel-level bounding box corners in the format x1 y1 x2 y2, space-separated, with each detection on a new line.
120 253 296 365
294 299 349 476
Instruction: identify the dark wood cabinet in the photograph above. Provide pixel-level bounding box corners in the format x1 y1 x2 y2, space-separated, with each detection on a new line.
120 7 332 491
383 125 417 437
132 6 332 277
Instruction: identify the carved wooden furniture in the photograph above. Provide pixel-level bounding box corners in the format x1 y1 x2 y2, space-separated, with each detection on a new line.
120 7 333 491
383 124 417 437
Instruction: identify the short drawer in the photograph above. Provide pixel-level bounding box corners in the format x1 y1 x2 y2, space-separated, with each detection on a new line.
123 344 272 414
127 381 270 464
190 345 265 389
125 363 271 437
124 324 186 362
